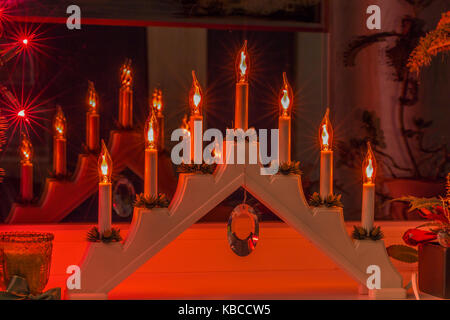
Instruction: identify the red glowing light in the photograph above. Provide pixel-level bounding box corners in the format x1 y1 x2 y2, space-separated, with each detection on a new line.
17 109 25 117
22 39 28 45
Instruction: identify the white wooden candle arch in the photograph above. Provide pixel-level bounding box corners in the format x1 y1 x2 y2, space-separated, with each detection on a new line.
66 141 406 300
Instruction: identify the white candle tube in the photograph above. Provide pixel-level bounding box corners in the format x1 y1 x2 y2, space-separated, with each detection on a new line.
190 116 203 164
362 183 375 231
278 116 291 163
86 112 100 151
320 151 333 198
53 137 67 176
98 182 112 234
144 148 158 197
235 82 248 130
119 87 133 128
21 163 33 201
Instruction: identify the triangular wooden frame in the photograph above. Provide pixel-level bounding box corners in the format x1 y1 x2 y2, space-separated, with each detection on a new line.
66 143 406 300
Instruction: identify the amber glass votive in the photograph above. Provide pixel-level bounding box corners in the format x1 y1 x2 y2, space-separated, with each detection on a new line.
0 232 54 295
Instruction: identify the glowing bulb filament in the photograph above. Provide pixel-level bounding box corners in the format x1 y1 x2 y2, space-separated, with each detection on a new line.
366 159 374 182
148 125 154 144
101 156 108 178
321 124 329 150
193 87 201 110
281 89 290 115
239 51 247 81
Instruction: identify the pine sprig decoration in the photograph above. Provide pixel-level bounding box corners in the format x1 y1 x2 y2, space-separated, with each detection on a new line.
408 11 450 73
352 226 384 241
278 161 302 175
87 226 122 243
177 163 217 174
394 196 442 212
309 192 344 208
133 193 170 209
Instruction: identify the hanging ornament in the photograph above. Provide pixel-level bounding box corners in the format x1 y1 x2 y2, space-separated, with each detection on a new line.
112 178 136 218
227 198 260 257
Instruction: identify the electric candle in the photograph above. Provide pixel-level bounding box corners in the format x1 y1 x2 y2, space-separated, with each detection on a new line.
361 142 377 231
119 59 133 128
189 71 203 164
278 72 293 164
152 88 164 150
319 108 334 198
86 81 100 151
144 112 158 197
235 40 249 130
98 141 112 234
53 105 67 176
19 133 33 201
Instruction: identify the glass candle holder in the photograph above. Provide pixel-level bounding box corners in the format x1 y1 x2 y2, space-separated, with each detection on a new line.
0 232 54 295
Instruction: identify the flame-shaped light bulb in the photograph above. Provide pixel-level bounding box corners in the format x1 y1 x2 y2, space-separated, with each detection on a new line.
189 70 203 116
19 133 33 164
363 142 377 184
98 141 112 183
145 111 158 150
319 108 333 151
279 72 293 117
87 81 98 113
120 59 133 88
236 40 249 83
53 105 66 138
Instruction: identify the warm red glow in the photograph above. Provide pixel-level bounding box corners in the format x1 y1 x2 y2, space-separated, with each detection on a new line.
19 133 33 164
279 72 293 117
319 108 333 151
98 141 112 183
236 40 249 83
120 59 132 88
363 142 377 184
189 70 203 116
53 105 66 138
22 39 28 45
87 81 98 113
145 111 158 150
181 114 190 136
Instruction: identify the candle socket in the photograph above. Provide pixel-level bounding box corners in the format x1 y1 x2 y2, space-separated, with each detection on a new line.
53 137 67 176
98 183 112 234
144 148 158 197
119 87 133 128
235 82 248 130
21 163 33 201
278 116 291 164
362 183 375 231
86 113 100 151
189 116 203 164
320 151 333 198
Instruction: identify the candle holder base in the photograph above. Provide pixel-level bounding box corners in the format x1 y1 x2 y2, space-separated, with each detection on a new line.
66 144 404 299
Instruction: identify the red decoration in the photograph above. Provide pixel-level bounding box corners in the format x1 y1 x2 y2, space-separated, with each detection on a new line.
402 228 437 246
